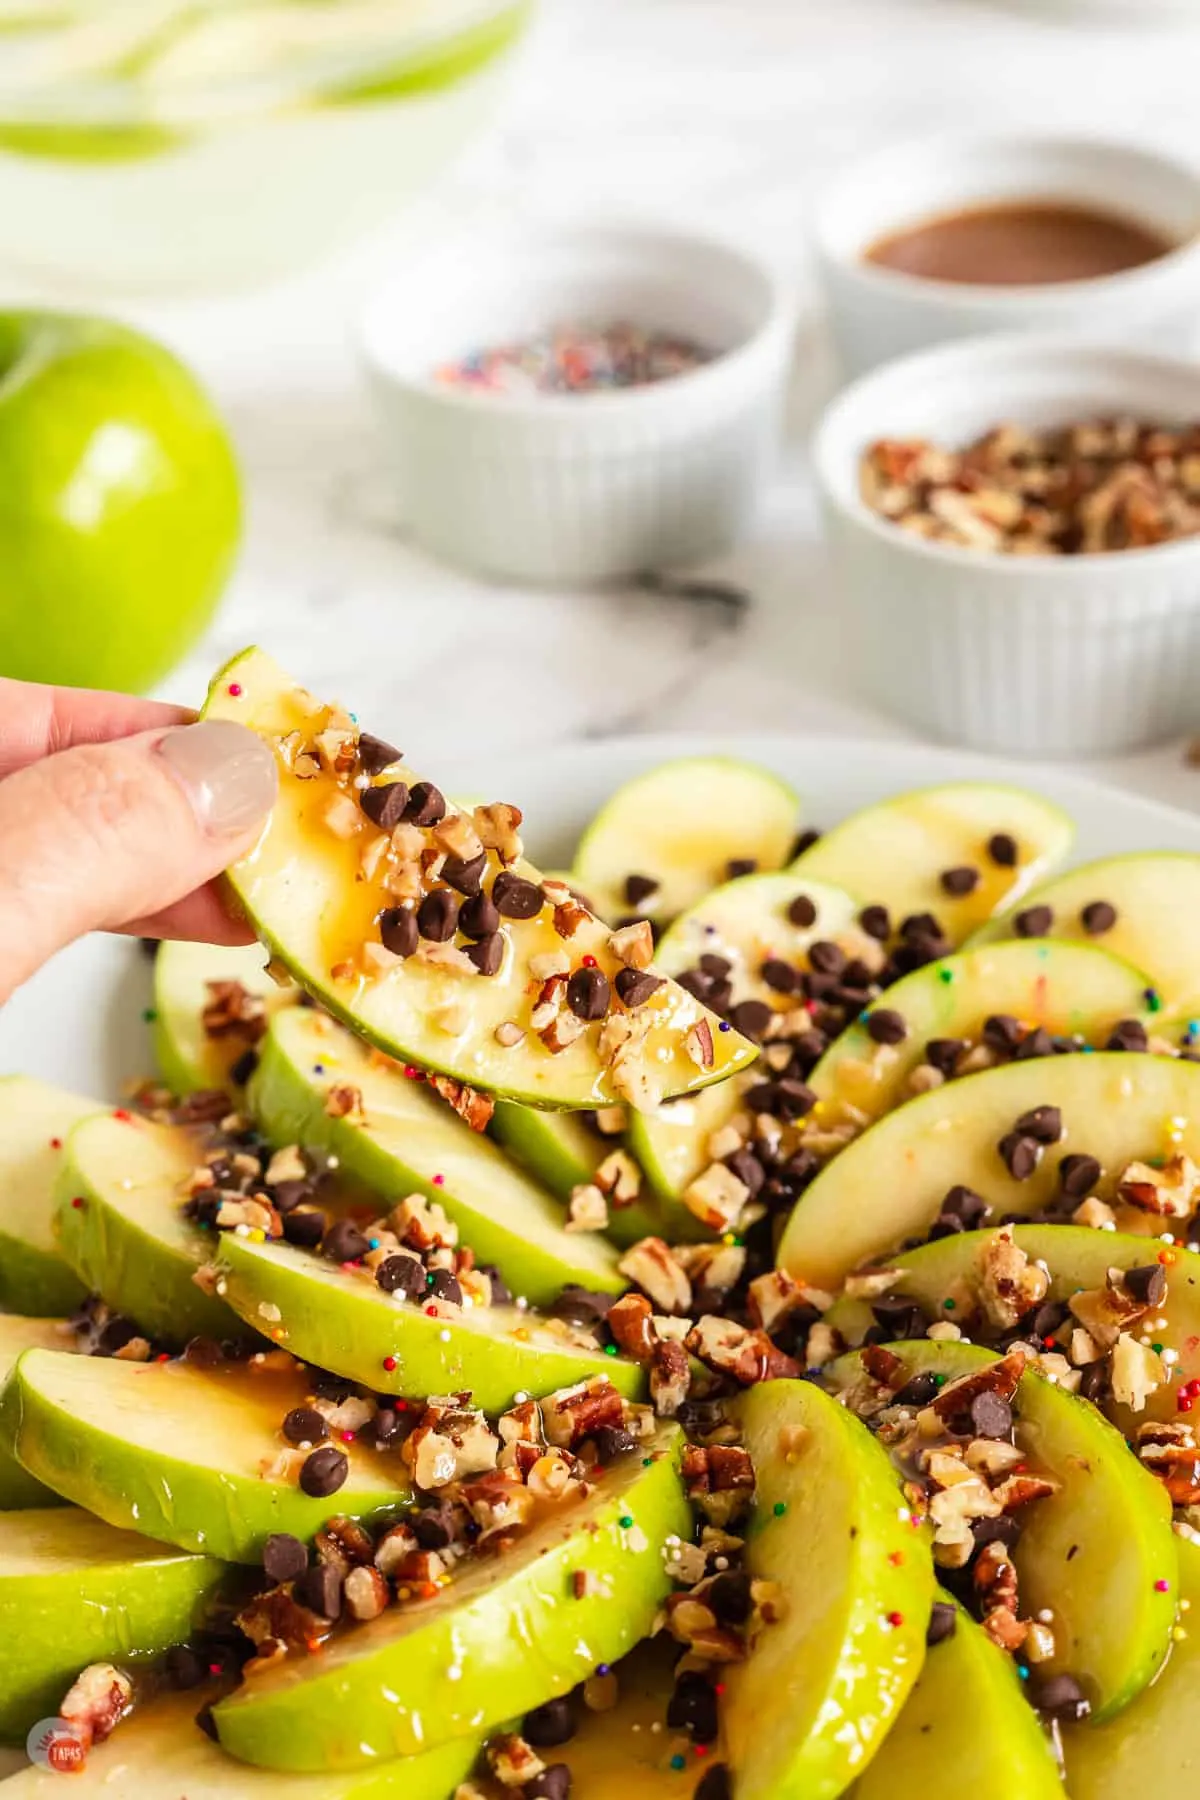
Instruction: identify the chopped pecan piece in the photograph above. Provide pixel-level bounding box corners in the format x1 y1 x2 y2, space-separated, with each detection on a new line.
686 1316 799 1385
1068 1277 1148 1350
566 1183 608 1232
861 1344 904 1387
1118 1153 1200 1219
236 1586 327 1652
374 1522 421 1576
324 1083 364 1122
344 1566 390 1621
929 1350 1026 1423
59 1664 133 1750
607 1292 656 1362
314 1516 374 1575
618 1237 692 1314
427 1075 494 1133
391 1192 458 1251
649 1336 692 1416
488 1734 546 1788
685 1020 715 1071
1110 1333 1165 1412
473 802 523 865
681 1163 750 1232
1139 1419 1200 1503
542 1376 625 1449
973 1541 1027 1652
677 1241 747 1300
202 978 268 1044
747 1269 811 1335
608 920 655 970
974 1229 1049 1332
594 1150 641 1207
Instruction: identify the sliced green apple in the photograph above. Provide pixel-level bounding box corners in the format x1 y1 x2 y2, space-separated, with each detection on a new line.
3 1348 410 1563
0 1686 481 1798
810 939 1150 1135
827 1339 1177 1720
779 1052 1200 1288
215 1236 643 1411
0 1076 96 1315
965 852 1200 1016
852 1592 1066 1800
490 1101 608 1201
52 1110 244 1344
154 938 292 1097
569 755 800 924
249 1007 624 1303
201 649 756 1110
0 1317 72 1510
211 1429 688 1772
0 1506 224 1743
1063 1536 1200 1800
724 1377 933 1800
791 783 1073 943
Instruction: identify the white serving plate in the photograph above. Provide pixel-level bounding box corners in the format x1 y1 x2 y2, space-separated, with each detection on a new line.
3 732 1200 1103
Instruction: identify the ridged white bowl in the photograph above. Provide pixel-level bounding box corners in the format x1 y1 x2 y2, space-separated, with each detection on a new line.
358 225 791 583
811 334 1200 757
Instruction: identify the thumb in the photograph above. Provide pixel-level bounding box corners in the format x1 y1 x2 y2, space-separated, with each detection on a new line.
0 719 277 1002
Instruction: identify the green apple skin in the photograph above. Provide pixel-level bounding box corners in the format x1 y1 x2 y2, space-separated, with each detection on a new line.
200 649 756 1111
0 1318 71 1510
216 1236 642 1412
490 1101 606 1202
212 1432 688 1772
965 851 1200 1017
852 1592 1065 1800
153 939 288 1097
0 1687 481 1799
1063 1537 1200 1799
53 1110 244 1345
828 1341 1177 1721
779 1052 1200 1288
3 1348 410 1563
249 1007 626 1305
724 1380 934 1800
0 312 240 693
810 938 1151 1135
790 781 1074 945
0 1076 95 1316
0 1506 224 1743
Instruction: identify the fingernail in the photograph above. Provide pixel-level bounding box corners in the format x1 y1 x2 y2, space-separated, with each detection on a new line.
157 720 277 837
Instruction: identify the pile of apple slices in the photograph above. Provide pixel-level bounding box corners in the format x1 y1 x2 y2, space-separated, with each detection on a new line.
8 654 1200 1796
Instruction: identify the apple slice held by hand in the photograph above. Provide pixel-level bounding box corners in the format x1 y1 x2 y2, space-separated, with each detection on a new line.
201 649 757 1111
211 1429 688 1772
0 1076 96 1316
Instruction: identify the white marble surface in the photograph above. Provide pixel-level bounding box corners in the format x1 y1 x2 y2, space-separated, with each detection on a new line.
12 0 1200 808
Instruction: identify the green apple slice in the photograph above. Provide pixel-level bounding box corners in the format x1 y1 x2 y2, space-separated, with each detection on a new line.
791 783 1074 943
250 1007 624 1303
724 1378 933 1800
201 649 756 1110
965 852 1200 1017
852 1592 1066 1800
211 1429 688 1772
0 1317 72 1510
810 939 1151 1135
490 1100 608 1200
154 938 292 1097
0 1506 224 1743
827 1339 1177 1720
53 1110 244 1343
3 1348 410 1563
569 755 800 924
215 1236 643 1411
0 1076 96 1315
0 1687 481 1799
1063 1537 1200 1799
779 1052 1200 1288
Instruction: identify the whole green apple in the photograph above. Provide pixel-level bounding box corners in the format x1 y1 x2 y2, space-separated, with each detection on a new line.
0 311 240 692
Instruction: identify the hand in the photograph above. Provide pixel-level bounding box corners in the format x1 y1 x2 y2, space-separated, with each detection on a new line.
0 677 277 1005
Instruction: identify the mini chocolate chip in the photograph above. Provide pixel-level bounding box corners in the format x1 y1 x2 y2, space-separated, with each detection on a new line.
1031 1673 1090 1722
726 858 757 879
895 1371 940 1407
230 1047 259 1086
567 967 611 1021
700 953 731 979
591 1426 637 1462
775 1077 817 1120
1124 1263 1168 1307
987 832 1018 868
195 1704 218 1741
466 933 505 977
164 1645 207 1690
359 781 409 830
870 1296 927 1340
762 957 801 994
1014 904 1053 938
972 1514 1022 1550
623 874 659 908
941 1184 989 1226
807 940 846 975
900 912 942 941
417 889 459 943
970 1391 1013 1439
378 906 419 958
283 1207 327 1248
1081 899 1117 935
373 1409 401 1447
694 1764 731 1800
926 1601 957 1646
791 828 821 856
459 893 500 940
1079 1362 1110 1404
323 1218 370 1264
1014 1026 1055 1061
858 903 891 940
999 1131 1042 1180
282 1406 329 1447
866 1008 907 1045
1015 1105 1063 1145
479 1264 512 1306
412 1503 458 1549
376 1254 425 1299
726 1148 765 1195
403 781 446 827
441 851 487 897
744 1081 780 1115
299 1446 349 1499
727 998 773 1040
549 1285 615 1325
925 1038 965 1077
1107 1018 1148 1053
615 967 665 1009
929 1213 965 1239
426 1268 462 1306
263 1532 308 1584
294 1562 343 1619
357 733 403 777
527 1765 571 1800
982 1013 1024 1053
493 871 544 919
940 865 979 896
310 1371 356 1402
790 1028 828 1070
523 1697 577 1748
1027 1299 1069 1341
707 1571 753 1624
667 1672 718 1741
787 893 818 928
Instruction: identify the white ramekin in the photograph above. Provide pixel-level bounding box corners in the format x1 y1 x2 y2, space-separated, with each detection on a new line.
814 135 1200 377
358 225 791 584
811 333 1200 757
